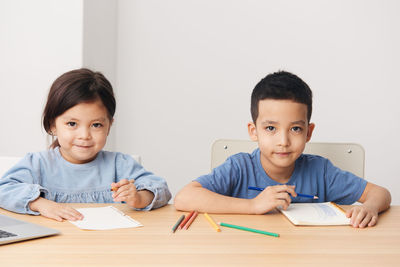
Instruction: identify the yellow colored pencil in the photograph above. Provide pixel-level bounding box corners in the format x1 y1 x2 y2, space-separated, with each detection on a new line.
204 213 221 232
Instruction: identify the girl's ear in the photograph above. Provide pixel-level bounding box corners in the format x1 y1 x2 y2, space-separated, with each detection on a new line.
306 123 315 142
50 124 56 136
248 122 258 141
107 118 114 135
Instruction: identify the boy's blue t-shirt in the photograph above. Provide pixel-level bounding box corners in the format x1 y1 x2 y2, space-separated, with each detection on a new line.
195 148 367 204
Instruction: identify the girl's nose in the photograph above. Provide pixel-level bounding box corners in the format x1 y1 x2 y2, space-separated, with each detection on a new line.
78 127 91 139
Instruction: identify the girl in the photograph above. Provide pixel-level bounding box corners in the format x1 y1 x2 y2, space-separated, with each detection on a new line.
0 68 171 221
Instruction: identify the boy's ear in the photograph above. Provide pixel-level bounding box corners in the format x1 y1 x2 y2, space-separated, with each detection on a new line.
248 122 258 141
306 123 315 142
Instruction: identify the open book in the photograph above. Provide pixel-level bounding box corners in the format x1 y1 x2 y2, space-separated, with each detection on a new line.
280 202 350 226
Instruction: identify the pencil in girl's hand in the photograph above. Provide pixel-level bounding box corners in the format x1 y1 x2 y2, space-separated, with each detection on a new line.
183 211 198 230
178 211 194 230
172 215 185 233
204 213 221 232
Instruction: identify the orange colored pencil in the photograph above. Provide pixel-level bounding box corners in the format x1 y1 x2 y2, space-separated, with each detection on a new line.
178 211 194 229
183 211 198 230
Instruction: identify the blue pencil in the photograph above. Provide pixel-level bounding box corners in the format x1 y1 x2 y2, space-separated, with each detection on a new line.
248 186 319 199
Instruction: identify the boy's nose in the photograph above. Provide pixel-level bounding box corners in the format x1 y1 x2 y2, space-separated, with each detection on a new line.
277 132 290 146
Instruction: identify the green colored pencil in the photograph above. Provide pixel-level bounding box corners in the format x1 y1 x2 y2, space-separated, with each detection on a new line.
218 222 279 237
172 215 185 233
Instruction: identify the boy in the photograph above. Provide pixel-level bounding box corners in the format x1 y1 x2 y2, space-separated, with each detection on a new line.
174 71 391 228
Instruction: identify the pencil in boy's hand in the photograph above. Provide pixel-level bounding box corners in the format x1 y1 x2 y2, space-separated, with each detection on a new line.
178 211 194 230
218 222 279 237
248 186 318 199
204 213 221 232
183 211 198 230
172 215 185 233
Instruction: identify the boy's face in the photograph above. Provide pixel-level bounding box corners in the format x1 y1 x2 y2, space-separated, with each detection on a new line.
248 99 315 181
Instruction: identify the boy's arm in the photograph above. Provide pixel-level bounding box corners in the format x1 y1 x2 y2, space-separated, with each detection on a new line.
174 181 295 214
346 182 391 227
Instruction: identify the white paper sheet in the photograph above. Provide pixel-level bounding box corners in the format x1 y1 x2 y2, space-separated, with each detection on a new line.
69 206 143 230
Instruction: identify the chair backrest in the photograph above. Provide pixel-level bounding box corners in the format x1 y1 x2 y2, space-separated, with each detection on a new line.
211 139 365 178
0 155 142 177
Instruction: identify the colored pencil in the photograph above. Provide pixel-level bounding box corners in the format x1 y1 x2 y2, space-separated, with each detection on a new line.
183 211 198 230
204 213 221 232
248 186 319 199
172 215 185 233
178 211 195 229
218 222 279 237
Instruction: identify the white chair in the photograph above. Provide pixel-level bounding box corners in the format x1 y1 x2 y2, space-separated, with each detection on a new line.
211 139 365 178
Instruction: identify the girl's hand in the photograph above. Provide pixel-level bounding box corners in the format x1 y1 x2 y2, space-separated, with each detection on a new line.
112 179 154 208
29 197 83 222
250 185 296 214
346 205 379 228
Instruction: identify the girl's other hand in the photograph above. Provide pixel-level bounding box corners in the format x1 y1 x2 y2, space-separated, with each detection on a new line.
29 197 83 222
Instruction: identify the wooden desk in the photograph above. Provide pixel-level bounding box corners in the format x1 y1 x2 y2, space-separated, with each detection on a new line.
1 204 399 267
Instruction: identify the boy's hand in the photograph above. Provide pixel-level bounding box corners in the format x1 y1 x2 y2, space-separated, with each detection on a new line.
346 205 379 228
250 185 296 214
112 179 154 208
29 197 83 222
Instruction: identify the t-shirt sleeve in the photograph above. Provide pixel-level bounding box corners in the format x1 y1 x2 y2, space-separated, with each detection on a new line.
195 156 240 196
324 159 367 204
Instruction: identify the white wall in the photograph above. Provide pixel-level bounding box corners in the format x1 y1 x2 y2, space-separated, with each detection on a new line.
1 0 399 205
0 0 84 156
115 0 400 203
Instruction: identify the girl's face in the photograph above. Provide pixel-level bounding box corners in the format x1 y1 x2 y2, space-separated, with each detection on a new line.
51 99 112 164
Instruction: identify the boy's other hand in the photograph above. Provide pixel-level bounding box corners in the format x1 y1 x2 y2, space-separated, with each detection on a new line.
346 205 378 228
250 185 296 214
29 197 83 222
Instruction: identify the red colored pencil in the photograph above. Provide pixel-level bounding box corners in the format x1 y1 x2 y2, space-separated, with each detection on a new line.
183 211 198 230
178 211 195 230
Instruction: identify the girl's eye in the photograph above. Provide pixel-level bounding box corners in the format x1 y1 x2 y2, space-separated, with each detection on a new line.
92 123 103 128
291 126 302 132
266 126 275 132
67 122 76 127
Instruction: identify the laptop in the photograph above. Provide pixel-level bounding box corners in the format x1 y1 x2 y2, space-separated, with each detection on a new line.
0 213 60 245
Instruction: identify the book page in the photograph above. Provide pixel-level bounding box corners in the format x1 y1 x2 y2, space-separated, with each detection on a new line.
280 202 350 226
69 206 143 230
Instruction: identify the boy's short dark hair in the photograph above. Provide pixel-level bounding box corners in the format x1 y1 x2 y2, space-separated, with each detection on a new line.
251 71 313 123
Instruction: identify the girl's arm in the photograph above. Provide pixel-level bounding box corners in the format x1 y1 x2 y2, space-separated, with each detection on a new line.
346 182 391 228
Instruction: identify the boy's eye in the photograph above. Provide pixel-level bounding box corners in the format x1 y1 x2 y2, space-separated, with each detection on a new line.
266 126 275 132
291 126 302 132
92 123 103 128
67 122 76 127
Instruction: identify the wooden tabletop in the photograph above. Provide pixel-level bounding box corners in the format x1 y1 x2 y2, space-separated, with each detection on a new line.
1 204 399 267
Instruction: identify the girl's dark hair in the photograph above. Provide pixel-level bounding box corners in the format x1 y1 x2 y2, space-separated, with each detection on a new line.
43 68 116 148
251 71 313 123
